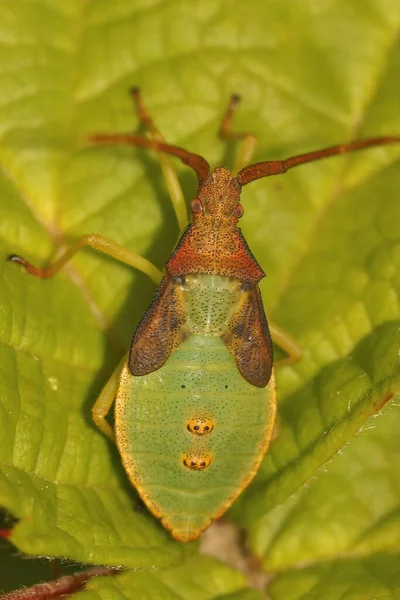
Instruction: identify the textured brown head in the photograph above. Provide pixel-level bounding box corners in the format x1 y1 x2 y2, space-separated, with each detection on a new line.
190 167 244 230
167 166 264 284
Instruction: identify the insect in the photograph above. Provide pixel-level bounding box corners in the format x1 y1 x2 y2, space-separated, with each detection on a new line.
9 89 400 542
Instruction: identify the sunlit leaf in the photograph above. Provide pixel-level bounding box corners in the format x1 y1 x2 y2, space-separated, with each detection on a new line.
0 0 399 596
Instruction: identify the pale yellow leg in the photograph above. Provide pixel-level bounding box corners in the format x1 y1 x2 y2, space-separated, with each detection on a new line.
92 356 127 441
131 88 188 231
10 233 162 441
10 233 162 285
219 94 258 175
269 322 302 367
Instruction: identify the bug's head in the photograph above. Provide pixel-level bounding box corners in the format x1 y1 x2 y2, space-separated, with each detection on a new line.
190 167 243 230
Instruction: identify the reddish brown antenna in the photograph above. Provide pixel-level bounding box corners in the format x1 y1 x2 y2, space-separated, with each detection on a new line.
236 137 400 186
87 133 211 184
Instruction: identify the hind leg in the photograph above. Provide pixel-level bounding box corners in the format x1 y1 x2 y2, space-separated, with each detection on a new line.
92 356 127 440
269 322 302 367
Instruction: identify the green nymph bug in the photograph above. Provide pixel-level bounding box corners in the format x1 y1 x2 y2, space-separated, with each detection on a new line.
9 89 400 542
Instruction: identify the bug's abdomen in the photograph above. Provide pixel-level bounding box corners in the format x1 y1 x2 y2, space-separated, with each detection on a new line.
115 275 276 542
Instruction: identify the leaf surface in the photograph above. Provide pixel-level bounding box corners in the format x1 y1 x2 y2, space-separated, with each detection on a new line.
0 0 399 597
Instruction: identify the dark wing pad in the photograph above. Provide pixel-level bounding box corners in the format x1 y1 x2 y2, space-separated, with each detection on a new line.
222 285 273 387
129 276 189 376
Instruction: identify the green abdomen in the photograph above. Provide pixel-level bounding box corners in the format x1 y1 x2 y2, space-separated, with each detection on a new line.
115 275 276 542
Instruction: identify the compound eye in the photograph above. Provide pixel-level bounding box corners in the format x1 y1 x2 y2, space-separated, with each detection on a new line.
233 204 244 218
187 417 215 436
183 453 212 471
191 198 203 214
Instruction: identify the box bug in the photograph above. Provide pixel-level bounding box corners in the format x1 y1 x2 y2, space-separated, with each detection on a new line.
9 90 400 542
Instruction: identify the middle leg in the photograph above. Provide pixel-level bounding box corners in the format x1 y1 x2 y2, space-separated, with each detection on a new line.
9 233 162 284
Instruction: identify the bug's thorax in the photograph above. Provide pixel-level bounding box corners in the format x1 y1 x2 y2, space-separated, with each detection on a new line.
179 273 242 337
166 167 265 284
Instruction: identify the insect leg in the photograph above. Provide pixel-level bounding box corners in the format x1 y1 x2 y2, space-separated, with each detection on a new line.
130 87 188 231
92 356 127 440
9 233 162 284
269 321 302 367
220 94 258 175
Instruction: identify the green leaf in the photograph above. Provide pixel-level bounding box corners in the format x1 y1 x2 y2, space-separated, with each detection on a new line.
79 556 263 600
248 397 400 569
231 324 400 527
269 554 400 600
0 0 400 597
0 513 78 594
